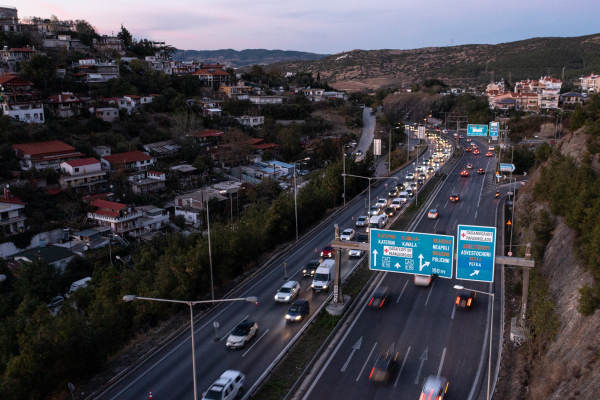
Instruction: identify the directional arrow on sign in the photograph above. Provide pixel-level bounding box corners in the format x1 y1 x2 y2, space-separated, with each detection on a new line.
341 337 362 372
418 254 430 271
394 262 401 269
414 347 428 384
372 250 378 266
470 270 480 276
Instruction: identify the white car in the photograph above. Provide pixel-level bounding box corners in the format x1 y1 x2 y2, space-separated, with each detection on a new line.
488 145 494 151
376 198 387 208
415 166 425 173
355 215 368 227
391 198 403 209
275 281 300 303
414 275 432 286
406 173 415 180
349 248 365 257
226 320 258 349
202 370 245 400
427 209 438 219
340 229 355 241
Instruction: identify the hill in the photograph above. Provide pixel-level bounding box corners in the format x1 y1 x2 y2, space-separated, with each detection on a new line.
264 34 600 90
176 48 329 68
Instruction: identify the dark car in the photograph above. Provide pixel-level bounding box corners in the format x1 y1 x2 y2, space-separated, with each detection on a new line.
417 178 424 186
395 183 405 191
286 299 310 322
388 188 397 197
384 207 395 216
455 289 476 308
449 193 460 202
356 233 369 243
368 286 390 308
369 350 397 383
477 168 485 175
406 188 414 197
303 260 320 277
320 245 335 258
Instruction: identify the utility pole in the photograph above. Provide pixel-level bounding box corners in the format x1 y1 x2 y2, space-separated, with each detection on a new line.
520 243 532 327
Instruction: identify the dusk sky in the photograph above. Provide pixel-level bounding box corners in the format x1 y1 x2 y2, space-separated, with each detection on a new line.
17 0 600 54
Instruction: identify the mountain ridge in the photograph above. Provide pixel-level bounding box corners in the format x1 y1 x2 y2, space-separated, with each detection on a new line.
176 48 329 68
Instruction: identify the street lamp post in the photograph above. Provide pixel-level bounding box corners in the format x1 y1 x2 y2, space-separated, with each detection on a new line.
342 145 350 206
293 157 310 242
206 197 214 303
454 285 494 400
123 295 258 400
342 174 398 227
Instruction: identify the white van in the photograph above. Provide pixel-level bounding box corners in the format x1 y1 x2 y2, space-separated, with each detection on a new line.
397 191 409 204
369 215 385 230
69 277 91 293
312 259 335 292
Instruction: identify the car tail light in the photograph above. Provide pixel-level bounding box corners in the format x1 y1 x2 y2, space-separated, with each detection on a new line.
419 393 426 400
455 296 460 305
427 389 434 400
467 298 472 307
368 298 373 306
380 299 385 308
369 367 375 379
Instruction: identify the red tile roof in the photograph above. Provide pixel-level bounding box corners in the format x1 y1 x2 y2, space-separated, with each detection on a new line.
102 151 153 165
82 193 111 204
93 208 120 218
13 140 75 156
192 68 230 76
148 171 165 175
253 143 281 150
195 129 224 138
47 93 85 104
0 75 34 86
64 158 100 167
46 188 63 195
91 199 127 211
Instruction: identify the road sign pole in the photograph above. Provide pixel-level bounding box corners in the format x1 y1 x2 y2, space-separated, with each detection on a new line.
519 243 532 328
333 224 343 304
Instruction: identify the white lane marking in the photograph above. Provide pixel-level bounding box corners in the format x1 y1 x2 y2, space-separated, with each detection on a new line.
466 187 469 193
451 305 456 319
397 280 409 303
460 202 463 209
357 342 378 382
475 211 478 219
302 273 387 399
306 286 312 292
467 295 493 400
453 219 457 231
444 201 448 209
437 348 447 378
434 219 439 229
242 329 269 357
452 186 455 192
394 346 412 387
414 347 428 384
424 283 435 306
341 337 363 372
220 315 250 341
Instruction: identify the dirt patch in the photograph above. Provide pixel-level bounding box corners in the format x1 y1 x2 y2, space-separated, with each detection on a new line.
557 127 588 162
312 109 361 136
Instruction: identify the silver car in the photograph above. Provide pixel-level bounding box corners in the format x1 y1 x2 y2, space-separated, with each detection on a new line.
355 215 368 227
275 281 300 303
369 206 381 216
419 375 449 399
226 320 258 349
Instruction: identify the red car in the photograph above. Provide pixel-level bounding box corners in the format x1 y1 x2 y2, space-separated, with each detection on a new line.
465 147 472 152
486 152 493 157
321 245 335 258
449 194 460 202
460 170 469 177
477 168 485 174
473 149 480 155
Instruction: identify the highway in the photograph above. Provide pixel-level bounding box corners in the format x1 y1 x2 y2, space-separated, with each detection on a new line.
95 134 444 400
301 135 503 400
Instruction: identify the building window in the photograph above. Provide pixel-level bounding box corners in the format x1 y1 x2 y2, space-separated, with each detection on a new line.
75 168 79 172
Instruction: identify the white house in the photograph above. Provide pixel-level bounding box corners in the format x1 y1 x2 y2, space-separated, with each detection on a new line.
234 115 264 127
59 158 107 193
94 107 119 122
101 151 155 171
248 95 283 105
0 188 26 235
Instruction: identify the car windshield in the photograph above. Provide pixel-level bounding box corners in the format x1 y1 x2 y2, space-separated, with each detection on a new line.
279 287 292 293
232 326 248 336
358 217 366 222
430 209 437 213
342 230 353 235
324 246 332 251
204 387 223 400
314 273 329 281
357 234 368 242
289 304 302 312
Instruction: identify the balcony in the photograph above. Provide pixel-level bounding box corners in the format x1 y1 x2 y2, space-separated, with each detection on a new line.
88 210 142 223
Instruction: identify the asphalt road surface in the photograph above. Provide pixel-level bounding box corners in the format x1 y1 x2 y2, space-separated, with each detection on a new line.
302 135 504 400
96 136 446 400
354 108 375 161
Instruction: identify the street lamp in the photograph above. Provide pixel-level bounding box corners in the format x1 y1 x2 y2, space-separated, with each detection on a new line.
342 174 398 228
454 285 494 400
123 295 258 400
293 157 311 242
342 145 351 206
115 255 127 266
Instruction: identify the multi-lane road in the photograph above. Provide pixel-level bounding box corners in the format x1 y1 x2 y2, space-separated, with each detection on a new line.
96 134 443 400
302 135 503 400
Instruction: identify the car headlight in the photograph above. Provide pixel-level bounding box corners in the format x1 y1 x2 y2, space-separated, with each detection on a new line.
303 270 306 273
285 315 291 319
311 284 314 287
285 296 290 300
295 316 302 320
323 285 327 289
274 295 278 300
320 252 324 256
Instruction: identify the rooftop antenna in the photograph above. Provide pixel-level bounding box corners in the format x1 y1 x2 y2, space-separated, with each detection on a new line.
562 67 565 82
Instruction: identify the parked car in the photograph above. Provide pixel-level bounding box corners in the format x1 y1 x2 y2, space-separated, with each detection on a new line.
47 295 64 309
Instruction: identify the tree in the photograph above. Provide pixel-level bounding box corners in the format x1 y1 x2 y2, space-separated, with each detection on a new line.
117 24 133 48
14 259 61 303
20 55 56 90
221 128 252 167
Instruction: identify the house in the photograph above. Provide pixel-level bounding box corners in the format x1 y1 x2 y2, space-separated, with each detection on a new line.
101 151 155 171
194 129 223 146
580 73 600 93
174 189 227 226
248 95 283 105
73 59 119 83
13 245 76 273
101 97 133 113
0 75 45 123
94 107 119 122
143 140 182 157
93 36 124 55
87 200 144 236
234 115 264 127
0 46 46 73
192 68 231 86
302 88 324 101
170 164 203 189
13 140 84 171
0 187 26 234
59 158 107 193
93 146 111 158
128 171 167 194
43 35 87 51
561 92 585 106
219 83 253 97
485 80 505 95
264 160 295 175
136 205 169 234
46 92 88 117
323 91 347 100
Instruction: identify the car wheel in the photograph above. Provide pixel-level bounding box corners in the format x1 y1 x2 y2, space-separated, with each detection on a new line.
237 388 244 398
243 339 248 348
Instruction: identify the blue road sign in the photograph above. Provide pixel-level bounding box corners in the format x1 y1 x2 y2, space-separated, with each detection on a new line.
370 229 454 278
499 163 515 172
489 122 499 137
456 225 496 282
467 124 488 136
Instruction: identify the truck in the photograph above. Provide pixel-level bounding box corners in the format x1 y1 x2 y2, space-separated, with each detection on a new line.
311 259 335 293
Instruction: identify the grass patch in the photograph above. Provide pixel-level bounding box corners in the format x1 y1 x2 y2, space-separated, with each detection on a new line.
253 258 372 400
392 173 445 231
